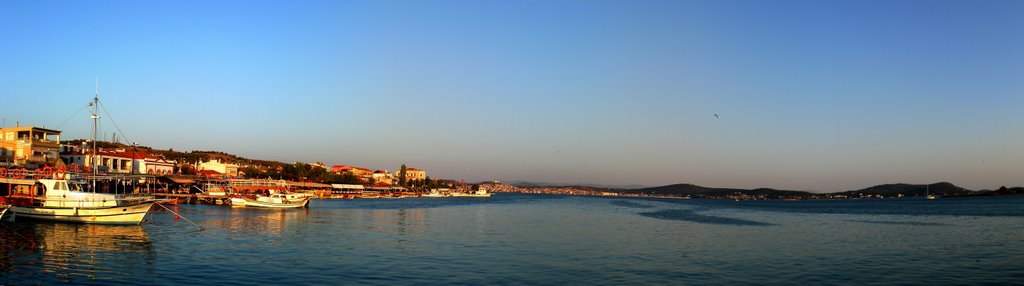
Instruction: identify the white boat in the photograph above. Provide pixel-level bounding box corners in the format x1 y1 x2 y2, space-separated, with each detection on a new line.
926 185 937 200
8 179 154 225
451 188 492 198
4 88 154 225
230 194 310 208
422 189 449 198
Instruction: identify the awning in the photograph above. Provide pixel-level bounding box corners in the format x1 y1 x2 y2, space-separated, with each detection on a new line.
287 181 332 189
331 184 365 190
163 176 196 184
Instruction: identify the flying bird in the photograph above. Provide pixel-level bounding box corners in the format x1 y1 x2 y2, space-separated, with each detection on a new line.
714 114 719 118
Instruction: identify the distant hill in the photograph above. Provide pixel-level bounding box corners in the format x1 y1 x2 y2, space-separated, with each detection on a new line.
838 182 972 197
956 186 1024 197
622 183 811 199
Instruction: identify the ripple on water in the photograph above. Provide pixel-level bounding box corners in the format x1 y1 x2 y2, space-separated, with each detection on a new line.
847 220 949 226
608 200 656 209
638 209 776 226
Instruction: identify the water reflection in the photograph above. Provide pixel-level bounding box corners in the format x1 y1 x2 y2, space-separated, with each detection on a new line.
609 200 656 209
0 222 154 284
354 208 427 236
206 208 310 235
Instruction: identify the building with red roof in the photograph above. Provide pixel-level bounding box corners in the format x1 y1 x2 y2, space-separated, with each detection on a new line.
61 149 176 174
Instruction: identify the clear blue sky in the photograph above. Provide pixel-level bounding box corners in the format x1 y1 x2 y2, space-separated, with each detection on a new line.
2 0 1021 192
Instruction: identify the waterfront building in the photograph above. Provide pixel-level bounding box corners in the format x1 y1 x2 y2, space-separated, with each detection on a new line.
0 125 62 166
330 184 365 198
63 151 133 173
396 167 427 181
199 159 239 177
62 150 175 174
331 165 374 179
372 170 393 185
136 154 176 175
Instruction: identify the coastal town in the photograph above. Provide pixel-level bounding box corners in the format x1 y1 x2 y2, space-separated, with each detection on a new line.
0 115 507 226
1 119 1021 224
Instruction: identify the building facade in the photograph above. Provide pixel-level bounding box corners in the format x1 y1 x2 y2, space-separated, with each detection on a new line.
62 150 177 174
0 126 61 166
199 159 239 177
396 167 427 181
331 165 374 179
372 170 393 185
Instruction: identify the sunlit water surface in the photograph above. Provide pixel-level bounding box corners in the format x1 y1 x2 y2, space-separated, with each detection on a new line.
2 194 1022 285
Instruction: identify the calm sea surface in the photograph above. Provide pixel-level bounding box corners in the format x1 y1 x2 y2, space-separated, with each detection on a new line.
2 194 1023 285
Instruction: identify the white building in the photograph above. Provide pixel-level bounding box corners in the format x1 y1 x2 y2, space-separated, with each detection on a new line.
62 150 176 175
199 159 239 177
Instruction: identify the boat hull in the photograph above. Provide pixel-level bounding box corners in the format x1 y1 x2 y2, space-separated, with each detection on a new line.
230 197 309 209
10 202 154 225
450 193 492 198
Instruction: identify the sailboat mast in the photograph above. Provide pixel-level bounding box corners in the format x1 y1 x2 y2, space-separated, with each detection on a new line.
91 80 100 192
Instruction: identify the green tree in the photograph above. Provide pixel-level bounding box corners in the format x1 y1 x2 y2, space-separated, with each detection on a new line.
399 164 407 187
240 166 263 178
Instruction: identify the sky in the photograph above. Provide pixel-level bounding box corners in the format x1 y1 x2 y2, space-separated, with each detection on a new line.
1 0 1021 192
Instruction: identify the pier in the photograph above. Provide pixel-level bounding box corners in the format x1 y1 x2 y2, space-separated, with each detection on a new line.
153 193 231 205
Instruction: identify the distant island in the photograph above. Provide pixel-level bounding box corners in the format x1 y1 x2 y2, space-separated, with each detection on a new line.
483 182 1024 200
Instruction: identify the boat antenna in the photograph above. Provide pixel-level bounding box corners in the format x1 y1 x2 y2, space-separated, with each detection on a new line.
91 78 101 192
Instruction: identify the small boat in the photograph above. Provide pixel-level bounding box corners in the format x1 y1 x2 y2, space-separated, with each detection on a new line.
4 90 154 225
7 178 154 225
230 194 310 208
155 198 178 205
451 188 492 198
926 185 937 200
422 192 447 198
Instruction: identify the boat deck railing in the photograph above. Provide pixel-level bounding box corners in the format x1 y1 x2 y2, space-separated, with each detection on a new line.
227 179 288 188
11 193 155 208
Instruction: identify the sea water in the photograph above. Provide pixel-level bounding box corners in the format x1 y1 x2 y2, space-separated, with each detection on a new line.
2 194 1022 285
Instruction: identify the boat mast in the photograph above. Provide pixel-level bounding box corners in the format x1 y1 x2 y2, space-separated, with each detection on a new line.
91 80 100 192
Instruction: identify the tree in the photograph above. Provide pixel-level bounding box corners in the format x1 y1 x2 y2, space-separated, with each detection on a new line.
240 166 264 178
399 164 407 187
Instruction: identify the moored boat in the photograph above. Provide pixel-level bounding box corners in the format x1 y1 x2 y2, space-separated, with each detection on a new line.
450 188 492 198
230 193 310 208
3 89 155 225
5 178 154 225
155 198 178 205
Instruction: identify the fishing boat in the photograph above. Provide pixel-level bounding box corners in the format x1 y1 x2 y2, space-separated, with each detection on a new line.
6 178 154 225
230 193 310 208
5 91 154 225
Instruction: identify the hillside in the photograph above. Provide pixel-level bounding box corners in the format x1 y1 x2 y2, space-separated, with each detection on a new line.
838 182 972 197
622 183 812 199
